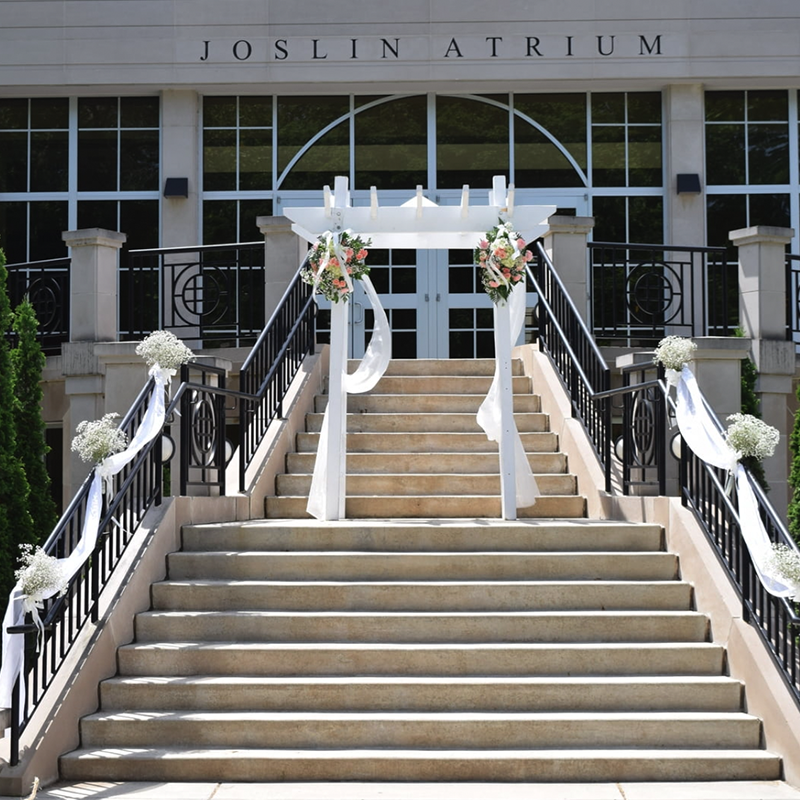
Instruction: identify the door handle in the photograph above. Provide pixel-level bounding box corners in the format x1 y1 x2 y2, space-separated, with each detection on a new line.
353 302 363 323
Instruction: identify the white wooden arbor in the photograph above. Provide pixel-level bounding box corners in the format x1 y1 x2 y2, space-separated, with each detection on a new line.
283 176 554 521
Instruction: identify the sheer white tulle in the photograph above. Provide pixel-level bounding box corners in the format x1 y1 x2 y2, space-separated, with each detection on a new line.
0 366 171 713
306 274 391 520
476 283 539 508
671 365 796 598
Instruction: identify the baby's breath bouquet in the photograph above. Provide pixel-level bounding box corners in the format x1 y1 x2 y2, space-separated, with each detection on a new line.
766 543 800 600
725 413 780 462
15 543 68 606
653 336 697 372
136 330 194 371
301 230 371 303
474 221 533 304
71 413 128 465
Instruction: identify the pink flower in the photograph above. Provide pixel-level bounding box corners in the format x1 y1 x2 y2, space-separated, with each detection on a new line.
494 247 507 258
479 239 489 249
516 238 526 249
524 250 533 261
329 257 340 268
356 249 368 260
479 252 487 261
512 274 521 282
345 248 354 259
489 281 499 288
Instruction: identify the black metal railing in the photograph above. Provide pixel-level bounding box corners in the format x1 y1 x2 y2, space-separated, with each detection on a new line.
530 242 613 491
674 392 800 707
7 377 165 765
6 259 316 764
5 258 71 355
238 267 316 491
589 242 733 345
785 254 800 343
122 242 266 347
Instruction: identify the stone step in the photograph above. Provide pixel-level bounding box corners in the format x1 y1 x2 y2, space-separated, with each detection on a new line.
275 473 577 497
179 520 665 553
134 610 708 644
151 579 691 612
295 431 560 453
99 674 743 713
305 411 550 433
360 375 532 395
286 451 568 475
317 393 542 413
116 641 728 677
264 494 585 518
59 747 782 783
356 358 512 377
78 710 762 750
166 550 678 582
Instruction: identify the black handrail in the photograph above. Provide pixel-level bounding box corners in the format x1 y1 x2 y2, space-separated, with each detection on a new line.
529 242 612 491
5 259 316 765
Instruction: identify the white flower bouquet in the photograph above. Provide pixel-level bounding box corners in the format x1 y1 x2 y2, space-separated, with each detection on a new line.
136 330 194 371
301 230 371 303
725 413 780 462
71 413 128 464
653 336 697 372
15 543 68 605
474 221 533 304
766 543 800 599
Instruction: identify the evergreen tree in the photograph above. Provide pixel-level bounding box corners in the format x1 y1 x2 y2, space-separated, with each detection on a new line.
11 298 58 542
0 249 35 602
788 382 800 545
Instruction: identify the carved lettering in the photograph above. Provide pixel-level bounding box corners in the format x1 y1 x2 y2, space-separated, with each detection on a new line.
486 36 503 57
526 37 542 56
597 35 615 56
444 38 463 58
312 39 328 59
351 38 358 59
200 40 210 61
639 34 662 55
565 35 573 56
275 39 288 60
381 38 399 58
232 40 252 61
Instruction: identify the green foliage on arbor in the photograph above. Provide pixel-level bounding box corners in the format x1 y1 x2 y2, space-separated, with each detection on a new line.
11 298 58 542
735 327 768 492
0 249 35 602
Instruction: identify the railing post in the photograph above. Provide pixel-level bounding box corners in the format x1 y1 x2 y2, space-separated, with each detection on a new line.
731 225 796 514
494 301 517 520
540 215 595 325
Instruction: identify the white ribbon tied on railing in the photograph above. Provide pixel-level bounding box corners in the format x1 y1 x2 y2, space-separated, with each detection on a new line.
0 365 171 713
671 365 796 599
476 281 539 508
306 232 392 520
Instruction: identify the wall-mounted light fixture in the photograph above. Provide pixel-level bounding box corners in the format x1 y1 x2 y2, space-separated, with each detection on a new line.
164 177 189 198
676 174 702 195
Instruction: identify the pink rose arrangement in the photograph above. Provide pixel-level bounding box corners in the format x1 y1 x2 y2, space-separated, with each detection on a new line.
474 221 533 304
301 230 372 303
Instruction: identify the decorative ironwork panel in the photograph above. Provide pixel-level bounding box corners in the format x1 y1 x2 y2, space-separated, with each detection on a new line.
5 258 70 354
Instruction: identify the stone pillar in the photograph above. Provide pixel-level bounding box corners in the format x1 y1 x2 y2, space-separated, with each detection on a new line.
731 225 796 513
160 90 200 248
664 84 706 248
690 337 751 424
63 228 126 342
540 215 595 324
257 215 309 322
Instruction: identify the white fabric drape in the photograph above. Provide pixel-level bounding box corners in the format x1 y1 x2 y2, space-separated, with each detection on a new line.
306 273 391 520
476 282 540 508
0 366 171 712
671 365 796 599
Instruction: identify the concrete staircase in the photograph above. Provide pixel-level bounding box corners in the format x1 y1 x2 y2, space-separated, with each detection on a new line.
59 357 782 783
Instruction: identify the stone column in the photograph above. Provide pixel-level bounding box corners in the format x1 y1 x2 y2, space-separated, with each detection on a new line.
161 90 200 248
257 215 309 322
690 336 751 424
63 228 126 341
540 215 595 324
731 225 796 512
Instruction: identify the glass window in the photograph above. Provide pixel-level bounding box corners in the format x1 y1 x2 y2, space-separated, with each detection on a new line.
437 96 509 189
514 93 587 188
705 90 789 186
592 93 662 188
203 199 273 244
203 96 272 192
592 196 664 244
355 96 427 190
